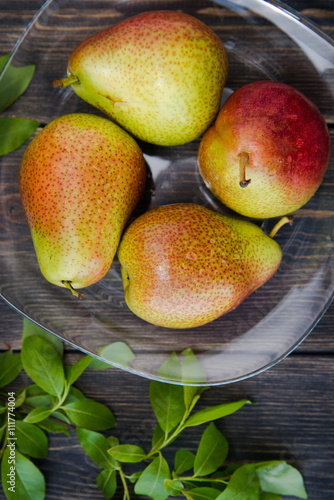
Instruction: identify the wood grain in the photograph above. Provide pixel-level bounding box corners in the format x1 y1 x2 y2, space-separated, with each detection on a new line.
6 351 334 500
0 1 334 499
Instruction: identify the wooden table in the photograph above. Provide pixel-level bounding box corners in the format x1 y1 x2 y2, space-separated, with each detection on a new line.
0 1 333 499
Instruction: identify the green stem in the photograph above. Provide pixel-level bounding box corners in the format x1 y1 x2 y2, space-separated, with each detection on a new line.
61 280 84 299
0 391 76 430
177 475 230 485
269 215 293 238
53 380 70 413
119 466 131 500
52 74 79 88
148 395 201 457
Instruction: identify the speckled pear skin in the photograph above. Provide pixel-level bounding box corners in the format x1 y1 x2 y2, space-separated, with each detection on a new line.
19 113 146 291
198 81 331 218
117 203 282 329
64 10 228 146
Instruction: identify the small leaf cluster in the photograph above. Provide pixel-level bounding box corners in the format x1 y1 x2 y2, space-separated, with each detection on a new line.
0 319 115 499
0 320 307 500
0 53 40 156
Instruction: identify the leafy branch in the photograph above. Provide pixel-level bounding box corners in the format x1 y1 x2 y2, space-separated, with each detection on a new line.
0 319 307 500
0 53 40 156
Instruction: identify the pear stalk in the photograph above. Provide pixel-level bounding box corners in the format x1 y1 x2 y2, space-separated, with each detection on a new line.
52 75 79 88
62 280 84 299
269 216 293 239
239 152 251 187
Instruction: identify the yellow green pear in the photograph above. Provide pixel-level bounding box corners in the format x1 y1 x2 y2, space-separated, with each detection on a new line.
118 203 288 329
52 11 228 146
19 113 146 295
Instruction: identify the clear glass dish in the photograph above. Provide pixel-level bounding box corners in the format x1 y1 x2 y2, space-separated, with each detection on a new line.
1 0 333 385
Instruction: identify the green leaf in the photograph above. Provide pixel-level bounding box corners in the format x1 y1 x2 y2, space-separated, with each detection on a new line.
182 348 207 384
127 471 142 483
76 427 117 469
260 493 281 500
90 341 136 369
216 464 260 500
37 418 70 436
25 385 52 408
174 449 195 474
63 399 115 430
0 350 12 361
63 386 86 404
0 117 40 156
158 352 183 381
0 53 9 71
152 424 165 449
14 388 26 408
1 447 45 500
0 54 35 112
50 409 71 425
22 318 63 357
194 423 228 477
108 444 146 463
97 469 117 499
150 380 185 434
65 355 93 386
107 436 119 448
181 349 208 411
185 487 223 500
0 427 5 443
88 341 136 369
0 351 22 387
23 406 52 423
164 478 184 496
15 420 48 458
185 400 251 428
256 462 307 499
135 454 170 500
21 336 65 398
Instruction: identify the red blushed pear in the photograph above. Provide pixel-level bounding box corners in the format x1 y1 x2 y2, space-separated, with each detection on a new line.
52 10 228 147
198 80 331 219
117 203 291 329
18 113 146 296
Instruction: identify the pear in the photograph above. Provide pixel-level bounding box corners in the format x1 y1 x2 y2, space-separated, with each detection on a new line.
18 113 146 295
118 203 289 329
198 80 331 218
52 11 228 146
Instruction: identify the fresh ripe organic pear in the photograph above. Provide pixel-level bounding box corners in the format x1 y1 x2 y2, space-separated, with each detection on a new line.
198 80 331 218
52 11 228 146
19 113 146 296
118 203 289 329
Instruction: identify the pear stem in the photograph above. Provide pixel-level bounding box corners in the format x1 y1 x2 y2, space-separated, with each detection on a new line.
269 215 293 239
61 280 84 299
52 75 79 88
239 152 251 188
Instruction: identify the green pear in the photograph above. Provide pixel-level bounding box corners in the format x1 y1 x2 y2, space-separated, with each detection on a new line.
118 203 289 329
198 80 331 218
52 10 228 146
18 113 146 295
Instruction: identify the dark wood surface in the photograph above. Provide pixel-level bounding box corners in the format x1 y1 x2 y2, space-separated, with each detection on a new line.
1 1 334 499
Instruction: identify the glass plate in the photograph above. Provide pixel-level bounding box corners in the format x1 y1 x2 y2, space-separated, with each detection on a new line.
1 0 333 385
